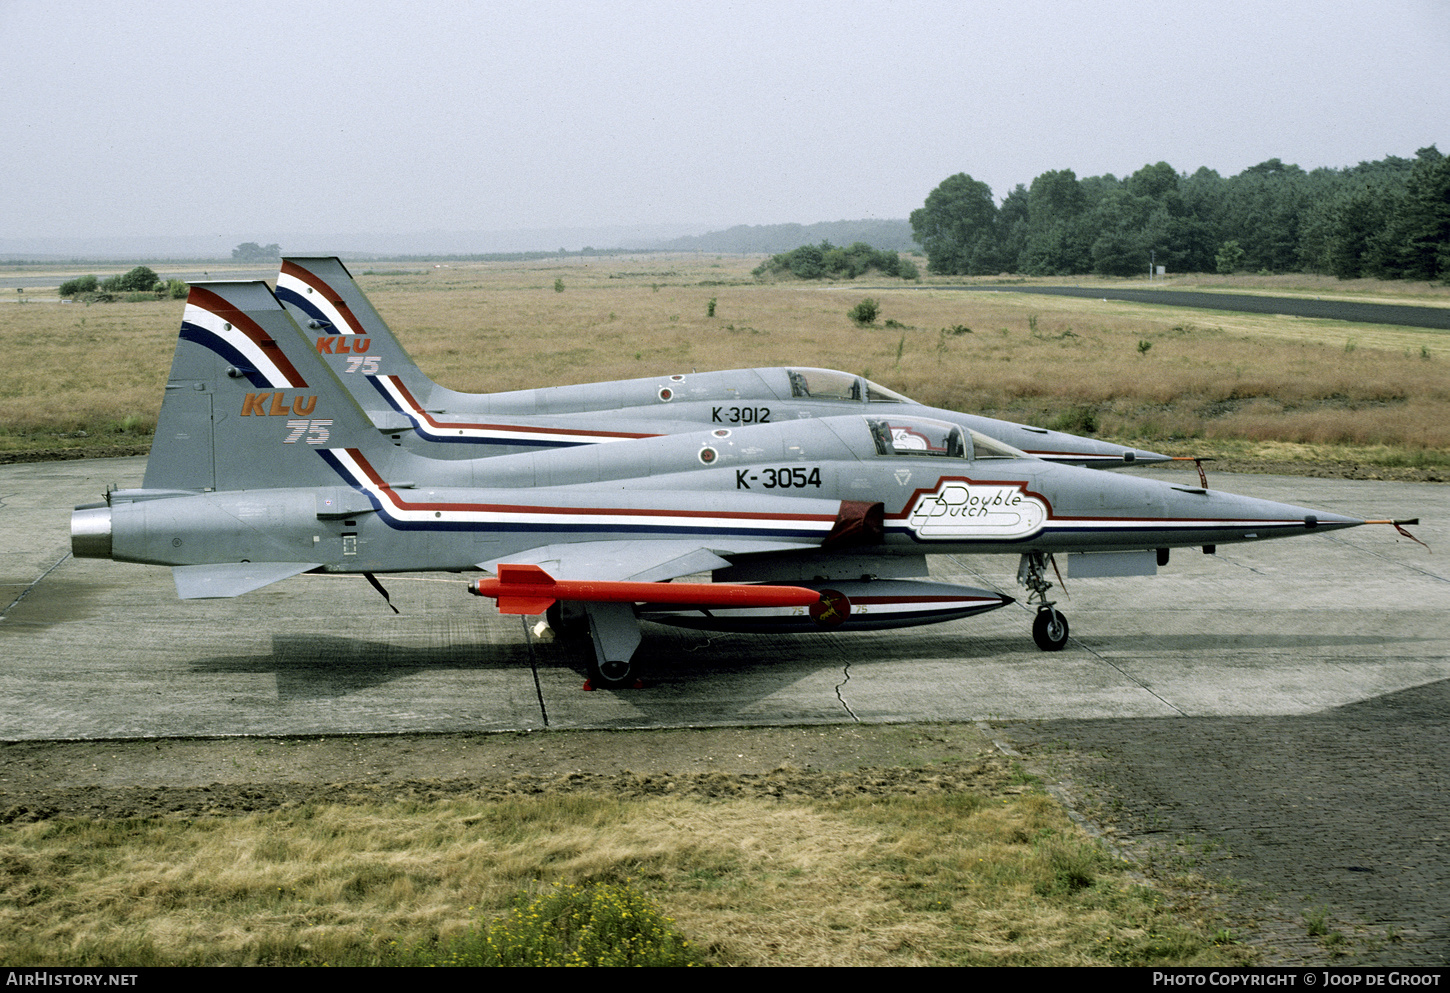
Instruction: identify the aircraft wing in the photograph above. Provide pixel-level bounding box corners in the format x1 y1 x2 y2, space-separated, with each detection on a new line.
476 537 818 585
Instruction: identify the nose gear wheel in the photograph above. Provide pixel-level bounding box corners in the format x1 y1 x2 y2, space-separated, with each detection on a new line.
1032 608 1069 651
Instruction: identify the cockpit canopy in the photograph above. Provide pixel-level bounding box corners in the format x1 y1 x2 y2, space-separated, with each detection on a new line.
788 368 911 404
866 416 1029 461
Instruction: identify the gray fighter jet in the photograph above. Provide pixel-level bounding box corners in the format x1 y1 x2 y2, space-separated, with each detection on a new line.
275 257 1169 467
71 281 1411 688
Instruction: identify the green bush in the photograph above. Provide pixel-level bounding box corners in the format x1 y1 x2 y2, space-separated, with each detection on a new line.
101 266 160 293
754 241 919 281
59 275 99 296
1049 406 1099 434
848 297 880 325
1215 240 1245 274
392 883 698 967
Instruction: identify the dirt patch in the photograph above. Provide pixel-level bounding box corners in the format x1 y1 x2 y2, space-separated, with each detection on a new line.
1210 459 1444 483
0 445 149 464
0 723 1012 822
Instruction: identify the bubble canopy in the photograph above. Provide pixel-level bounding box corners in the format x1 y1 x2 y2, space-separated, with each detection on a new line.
865 416 1030 461
788 368 910 403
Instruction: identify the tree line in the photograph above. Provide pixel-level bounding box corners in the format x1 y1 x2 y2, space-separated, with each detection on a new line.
910 147 1450 281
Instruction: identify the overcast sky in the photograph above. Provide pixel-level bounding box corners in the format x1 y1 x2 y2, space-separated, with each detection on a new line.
2 0 1447 244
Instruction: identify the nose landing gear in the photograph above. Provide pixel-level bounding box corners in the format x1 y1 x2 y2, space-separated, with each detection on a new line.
1018 551 1070 652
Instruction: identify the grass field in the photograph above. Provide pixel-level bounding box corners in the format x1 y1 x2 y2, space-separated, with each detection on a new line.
0 733 1252 967
1 256 1447 469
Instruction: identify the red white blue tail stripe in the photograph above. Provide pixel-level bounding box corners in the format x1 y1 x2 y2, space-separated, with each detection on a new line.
275 261 368 336
180 286 308 390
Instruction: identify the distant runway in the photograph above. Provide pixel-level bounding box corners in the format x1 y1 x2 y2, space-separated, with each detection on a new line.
0 268 276 291
1 457 1444 740
916 285 1450 330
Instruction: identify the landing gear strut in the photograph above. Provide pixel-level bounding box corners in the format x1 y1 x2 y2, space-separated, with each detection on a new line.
1018 551 1070 652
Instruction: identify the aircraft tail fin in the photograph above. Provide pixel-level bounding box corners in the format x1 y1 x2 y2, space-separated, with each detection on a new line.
276 257 434 402
144 281 392 492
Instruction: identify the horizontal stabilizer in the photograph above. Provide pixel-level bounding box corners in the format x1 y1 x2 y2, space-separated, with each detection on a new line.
173 562 322 599
469 563 822 615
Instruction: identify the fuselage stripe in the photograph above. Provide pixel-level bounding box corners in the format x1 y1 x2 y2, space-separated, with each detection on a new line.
372 375 662 444
319 449 837 539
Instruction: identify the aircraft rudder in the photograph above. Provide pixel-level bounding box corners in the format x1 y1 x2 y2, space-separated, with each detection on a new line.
142 287 227 490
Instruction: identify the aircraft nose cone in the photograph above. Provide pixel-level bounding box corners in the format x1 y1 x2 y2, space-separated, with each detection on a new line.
1122 446 1173 465
1301 509 1364 529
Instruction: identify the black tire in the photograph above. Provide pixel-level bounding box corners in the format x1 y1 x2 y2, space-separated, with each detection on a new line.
1032 609 1070 651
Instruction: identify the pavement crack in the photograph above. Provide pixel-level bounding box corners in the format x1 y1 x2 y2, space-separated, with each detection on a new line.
1001 597 1189 716
520 616 549 727
834 659 859 722
1214 553 1270 577
0 551 70 623
946 553 1187 716
1072 634 1189 716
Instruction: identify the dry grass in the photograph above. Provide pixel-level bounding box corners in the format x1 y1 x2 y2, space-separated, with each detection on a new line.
0 774 1247 967
2 256 1446 465
0 299 178 447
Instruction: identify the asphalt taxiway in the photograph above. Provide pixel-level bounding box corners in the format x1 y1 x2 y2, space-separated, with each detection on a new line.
1 457 1445 740
915 284 1450 330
